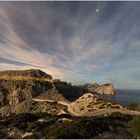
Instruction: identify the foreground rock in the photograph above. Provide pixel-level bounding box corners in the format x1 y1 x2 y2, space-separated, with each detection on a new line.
69 93 123 115
0 112 134 139
87 83 115 95
0 69 67 116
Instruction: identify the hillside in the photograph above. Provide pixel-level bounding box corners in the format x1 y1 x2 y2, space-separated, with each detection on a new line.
69 93 123 115
53 79 87 99
0 69 52 79
0 69 67 116
0 69 140 139
0 112 136 139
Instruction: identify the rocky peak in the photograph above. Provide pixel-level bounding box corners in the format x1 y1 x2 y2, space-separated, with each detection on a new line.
69 93 122 115
87 83 115 95
0 69 52 80
0 69 66 116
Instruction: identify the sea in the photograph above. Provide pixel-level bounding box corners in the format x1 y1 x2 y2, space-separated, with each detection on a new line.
68 89 140 107
95 89 140 106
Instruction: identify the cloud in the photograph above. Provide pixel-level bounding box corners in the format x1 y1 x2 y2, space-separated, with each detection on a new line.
0 1 140 89
0 5 63 78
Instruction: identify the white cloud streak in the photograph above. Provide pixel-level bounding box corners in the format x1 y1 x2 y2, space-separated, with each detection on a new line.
0 2 140 89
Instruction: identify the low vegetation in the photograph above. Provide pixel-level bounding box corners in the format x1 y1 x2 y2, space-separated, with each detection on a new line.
0 112 134 139
128 115 140 138
127 102 140 111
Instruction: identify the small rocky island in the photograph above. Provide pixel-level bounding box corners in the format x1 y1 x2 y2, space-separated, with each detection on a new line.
0 69 140 139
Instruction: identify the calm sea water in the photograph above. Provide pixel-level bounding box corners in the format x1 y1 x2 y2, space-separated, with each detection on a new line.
68 89 140 106
93 89 140 106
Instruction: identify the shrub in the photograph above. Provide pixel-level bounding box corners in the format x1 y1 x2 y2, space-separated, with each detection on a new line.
127 102 140 111
6 113 38 127
45 118 108 139
26 122 39 131
110 112 123 118
128 115 140 138
33 112 57 120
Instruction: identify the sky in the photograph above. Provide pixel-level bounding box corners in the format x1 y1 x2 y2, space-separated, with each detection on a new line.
0 1 140 89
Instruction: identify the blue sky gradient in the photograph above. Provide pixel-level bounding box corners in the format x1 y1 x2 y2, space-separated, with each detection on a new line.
0 1 140 89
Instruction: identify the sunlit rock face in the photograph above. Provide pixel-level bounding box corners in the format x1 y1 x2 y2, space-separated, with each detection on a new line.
0 69 52 80
0 69 56 116
87 84 115 95
69 93 122 115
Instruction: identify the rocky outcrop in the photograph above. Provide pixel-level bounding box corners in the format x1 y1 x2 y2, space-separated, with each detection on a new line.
87 83 115 95
31 99 67 115
0 69 66 116
69 93 122 115
0 69 52 80
37 88 68 102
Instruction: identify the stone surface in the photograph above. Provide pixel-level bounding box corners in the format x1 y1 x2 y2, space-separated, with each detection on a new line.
87 83 115 95
0 69 66 116
69 93 122 115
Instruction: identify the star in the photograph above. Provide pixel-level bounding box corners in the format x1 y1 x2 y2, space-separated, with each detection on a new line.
96 9 99 13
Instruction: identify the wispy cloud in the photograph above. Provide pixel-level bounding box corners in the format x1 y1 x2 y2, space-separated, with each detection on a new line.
0 1 140 89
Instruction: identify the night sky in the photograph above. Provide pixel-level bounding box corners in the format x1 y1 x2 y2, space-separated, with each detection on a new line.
0 1 140 89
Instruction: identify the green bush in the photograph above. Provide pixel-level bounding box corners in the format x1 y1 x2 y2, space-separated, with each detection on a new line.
127 102 140 110
110 112 123 118
45 118 108 139
6 113 38 127
33 112 57 120
26 122 41 132
128 115 140 138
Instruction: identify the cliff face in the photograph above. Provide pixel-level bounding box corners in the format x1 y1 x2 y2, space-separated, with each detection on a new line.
69 93 122 115
0 69 64 116
87 83 115 95
0 80 32 116
0 69 116 116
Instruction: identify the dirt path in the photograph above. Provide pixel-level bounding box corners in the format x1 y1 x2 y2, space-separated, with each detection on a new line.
32 98 140 117
82 108 140 116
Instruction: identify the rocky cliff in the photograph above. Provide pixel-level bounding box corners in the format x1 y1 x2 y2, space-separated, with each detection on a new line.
69 93 122 115
0 69 52 80
0 69 66 116
87 83 115 95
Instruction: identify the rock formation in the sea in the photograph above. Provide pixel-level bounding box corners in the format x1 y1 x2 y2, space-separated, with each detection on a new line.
69 93 122 115
86 83 115 95
0 69 66 116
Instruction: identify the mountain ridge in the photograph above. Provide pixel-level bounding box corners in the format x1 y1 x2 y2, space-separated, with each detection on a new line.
0 69 66 116
0 69 116 116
